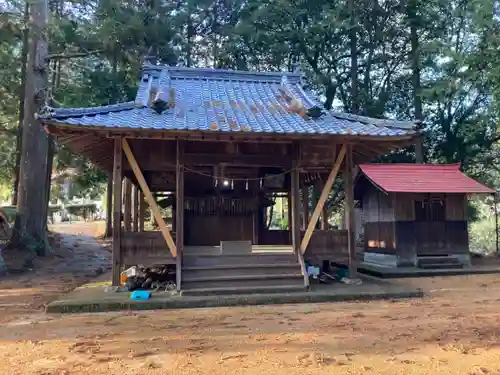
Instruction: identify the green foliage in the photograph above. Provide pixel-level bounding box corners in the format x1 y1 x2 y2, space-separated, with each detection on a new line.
0 0 499 207
469 197 498 254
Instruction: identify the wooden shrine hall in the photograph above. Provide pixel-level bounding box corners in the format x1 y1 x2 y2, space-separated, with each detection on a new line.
41 64 419 294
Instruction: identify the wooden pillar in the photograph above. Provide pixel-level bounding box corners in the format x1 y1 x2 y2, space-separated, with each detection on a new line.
301 186 309 230
252 180 260 245
175 140 184 292
123 178 132 232
132 185 139 232
344 144 356 276
112 138 123 286
138 191 145 232
291 164 301 253
287 191 292 244
105 174 113 237
316 181 329 230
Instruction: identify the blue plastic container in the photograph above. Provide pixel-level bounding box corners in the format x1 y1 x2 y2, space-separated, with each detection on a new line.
130 290 152 300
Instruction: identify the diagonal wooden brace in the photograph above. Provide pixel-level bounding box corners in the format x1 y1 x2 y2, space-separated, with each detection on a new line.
122 138 177 257
300 144 347 254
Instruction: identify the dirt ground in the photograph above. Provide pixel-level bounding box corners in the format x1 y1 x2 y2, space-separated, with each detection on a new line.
1 222 500 375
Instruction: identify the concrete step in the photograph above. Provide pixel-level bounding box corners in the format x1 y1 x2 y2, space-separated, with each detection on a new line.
181 284 306 296
417 257 463 269
418 262 464 269
182 263 302 278
183 272 303 283
182 273 304 290
182 253 298 267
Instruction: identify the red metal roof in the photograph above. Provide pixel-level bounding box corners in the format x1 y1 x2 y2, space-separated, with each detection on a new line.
358 164 495 194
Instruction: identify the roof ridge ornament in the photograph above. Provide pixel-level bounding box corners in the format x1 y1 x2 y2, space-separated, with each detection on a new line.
151 69 173 114
134 73 153 108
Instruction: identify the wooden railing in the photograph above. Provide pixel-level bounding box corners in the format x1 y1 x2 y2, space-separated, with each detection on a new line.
304 230 348 260
121 231 176 266
259 229 349 263
121 229 349 266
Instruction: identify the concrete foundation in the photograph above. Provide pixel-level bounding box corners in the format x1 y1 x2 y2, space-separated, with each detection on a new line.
46 277 423 314
364 252 398 267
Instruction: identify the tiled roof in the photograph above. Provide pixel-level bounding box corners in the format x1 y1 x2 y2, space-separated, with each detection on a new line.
359 164 495 194
42 64 417 137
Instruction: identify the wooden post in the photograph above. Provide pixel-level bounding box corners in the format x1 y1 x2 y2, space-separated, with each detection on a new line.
287 191 292 244
105 174 113 237
317 180 329 230
301 186 309 230
138 191 145 232
345 144 356 276
291 164 301 253
123 178 132 232
122 139 177 257
301 145 346 253
132 185 139 232
112 138 123 286
251 180 259 244
175 140 184 291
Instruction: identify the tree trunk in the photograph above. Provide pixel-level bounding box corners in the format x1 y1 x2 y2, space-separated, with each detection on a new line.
408 0 424 162
12 2 30 206
43 136 54 231
11 0 50 256
349 0 359 114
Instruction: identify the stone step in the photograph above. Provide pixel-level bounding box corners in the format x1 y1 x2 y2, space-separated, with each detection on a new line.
417 257 463 269
182 273 304 290
182 253 298 267
182 263 302 278
418 262 464 270
181 284 306 296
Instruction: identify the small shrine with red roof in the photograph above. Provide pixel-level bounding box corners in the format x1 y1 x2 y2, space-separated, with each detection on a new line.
354 163 494 269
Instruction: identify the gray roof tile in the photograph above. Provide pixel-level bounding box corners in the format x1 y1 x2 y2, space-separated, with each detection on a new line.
42 65 416 137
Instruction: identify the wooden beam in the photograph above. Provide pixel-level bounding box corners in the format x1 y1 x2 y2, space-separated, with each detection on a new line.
122 138 177 257
316 180 329 230
291 160 301 253
123 178 132 232
292 152 310 288
112 138 123 286
132 184 139 232
138 191 145 232
175 140 184 292
300 144 347 254
287 190 292 244
105 173 113 237
184 153 292 167
345 144 357 276
301 186 309 230
251 180 260 244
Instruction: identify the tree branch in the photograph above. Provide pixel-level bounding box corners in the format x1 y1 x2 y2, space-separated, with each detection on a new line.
46 49 104 61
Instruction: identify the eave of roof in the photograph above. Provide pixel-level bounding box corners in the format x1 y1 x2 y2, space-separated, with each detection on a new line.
358 163 495 194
